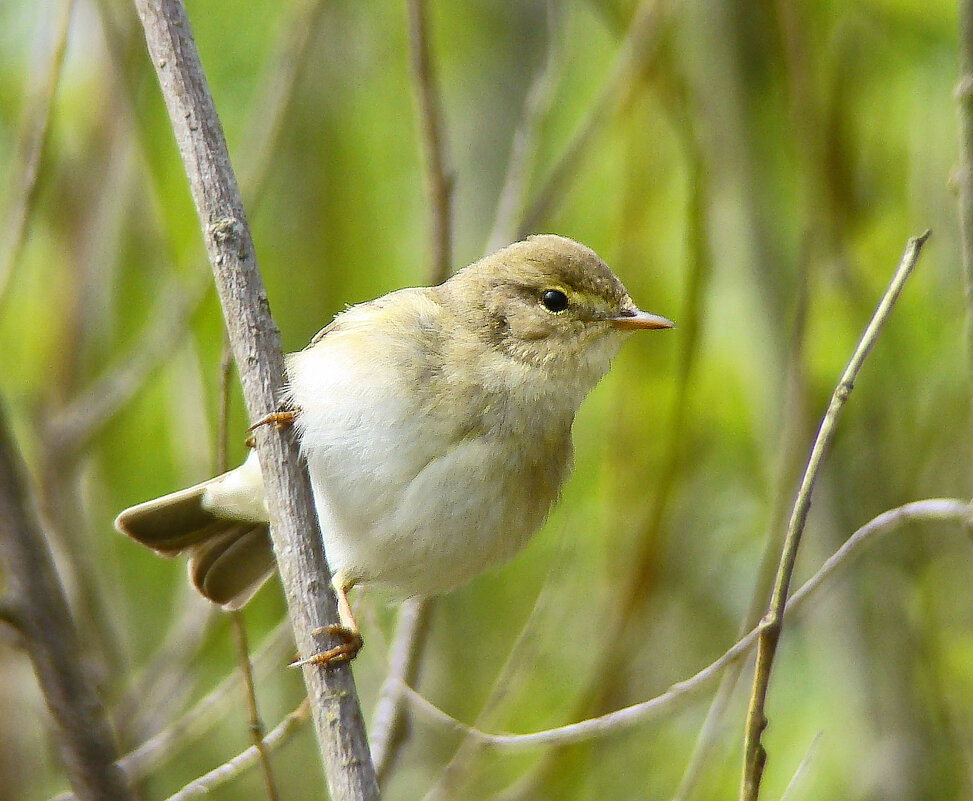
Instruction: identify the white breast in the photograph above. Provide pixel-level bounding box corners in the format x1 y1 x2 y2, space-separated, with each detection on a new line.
285 313 569 597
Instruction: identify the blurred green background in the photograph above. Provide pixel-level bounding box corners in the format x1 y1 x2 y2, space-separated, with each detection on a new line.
1 0 972 799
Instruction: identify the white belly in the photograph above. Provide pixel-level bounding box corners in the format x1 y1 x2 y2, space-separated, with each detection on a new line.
287 337 569 596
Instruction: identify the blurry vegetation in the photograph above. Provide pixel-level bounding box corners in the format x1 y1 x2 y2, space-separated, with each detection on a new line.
1 0 972 799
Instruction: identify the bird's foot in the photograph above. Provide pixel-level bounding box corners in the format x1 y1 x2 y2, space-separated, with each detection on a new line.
290 624 364 669
245 406 301 447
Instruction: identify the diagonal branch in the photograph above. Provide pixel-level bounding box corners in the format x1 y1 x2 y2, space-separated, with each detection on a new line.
399 498 969 752
369 598 432 783
162 699 310 801
740 231 930 801
130 2 379 799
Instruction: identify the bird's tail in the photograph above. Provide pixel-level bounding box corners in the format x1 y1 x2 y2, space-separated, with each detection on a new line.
114 471 276 609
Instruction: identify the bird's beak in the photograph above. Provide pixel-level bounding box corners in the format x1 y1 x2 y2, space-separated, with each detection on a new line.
610 308 675 330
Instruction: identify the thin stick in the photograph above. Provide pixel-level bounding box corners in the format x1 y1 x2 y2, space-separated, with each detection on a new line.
229 612 280 801
739 231 930 801
130 2 378 798
398 498 968 751
405 0 453 284
369 598 432 782
119 619 292 781
162 700 310 801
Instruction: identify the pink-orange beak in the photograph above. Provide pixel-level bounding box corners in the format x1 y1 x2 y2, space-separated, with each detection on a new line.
610 308 675 330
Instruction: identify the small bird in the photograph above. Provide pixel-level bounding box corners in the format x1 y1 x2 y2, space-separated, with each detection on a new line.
115 235 673 663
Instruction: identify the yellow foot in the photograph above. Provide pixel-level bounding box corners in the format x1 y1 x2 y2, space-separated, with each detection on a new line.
290 624 364 669
245 407 300 447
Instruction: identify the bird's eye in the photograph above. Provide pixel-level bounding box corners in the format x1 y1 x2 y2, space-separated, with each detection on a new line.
541 289 569 313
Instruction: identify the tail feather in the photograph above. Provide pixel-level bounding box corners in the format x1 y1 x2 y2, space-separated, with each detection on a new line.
189 523 276 609
115 478 276 608
114 481 224 554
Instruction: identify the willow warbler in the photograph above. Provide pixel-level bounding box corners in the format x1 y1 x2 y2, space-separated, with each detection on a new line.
115 235 673 656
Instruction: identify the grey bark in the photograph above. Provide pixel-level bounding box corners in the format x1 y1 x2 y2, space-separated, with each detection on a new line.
130 1 380 798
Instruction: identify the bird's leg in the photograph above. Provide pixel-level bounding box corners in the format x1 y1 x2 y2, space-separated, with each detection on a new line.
290 578 364 668
244 405 301 448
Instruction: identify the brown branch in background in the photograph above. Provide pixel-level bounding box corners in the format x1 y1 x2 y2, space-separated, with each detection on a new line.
369 598 432 783
406 0 454 283
740 232 930 801
120 619 292 782
0 0 75 307
130 1 378 799
401 498 971 753
229 612 280 801
48 621 295 801
515 0 674 238
0 402 134 801
162 699 310 801
956 0 973 382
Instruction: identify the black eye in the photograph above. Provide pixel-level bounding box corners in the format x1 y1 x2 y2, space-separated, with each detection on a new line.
541 289 569 313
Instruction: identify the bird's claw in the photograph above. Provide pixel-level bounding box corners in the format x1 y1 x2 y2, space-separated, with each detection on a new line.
245 407 301 448
289 624 364 669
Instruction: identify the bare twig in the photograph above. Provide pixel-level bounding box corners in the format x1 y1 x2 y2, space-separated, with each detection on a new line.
421 556 566 801
406 0 453 283
0 0 75 306
130 2 379 798
399 498 969 751
369 598 432 782
118 619 292 781
672 235 813 801
0 402 134 801
740 231 930 801
162 699 311 801
230 611 280 801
